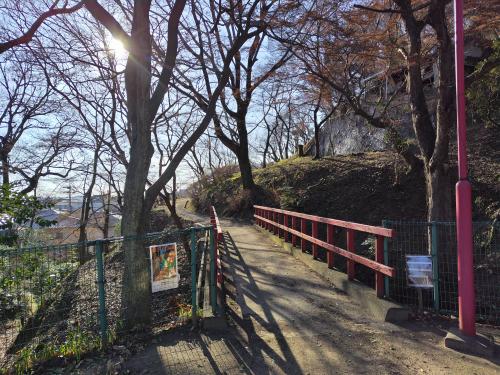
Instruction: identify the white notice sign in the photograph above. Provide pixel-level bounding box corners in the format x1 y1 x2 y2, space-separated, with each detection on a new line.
150 243 179 292
406 255 434 288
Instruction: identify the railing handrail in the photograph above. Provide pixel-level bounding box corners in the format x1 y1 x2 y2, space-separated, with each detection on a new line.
210 206 224 314
254 205 394 238
254 205 395 298
210 205 223 237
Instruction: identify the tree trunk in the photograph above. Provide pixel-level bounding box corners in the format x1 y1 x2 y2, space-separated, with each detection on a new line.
424 162 452 222
313 124 321 159
102 186 111 238
1 154 9 185
121 134 154 328
237 150 255 191
78 148 99 263
171 173 177 215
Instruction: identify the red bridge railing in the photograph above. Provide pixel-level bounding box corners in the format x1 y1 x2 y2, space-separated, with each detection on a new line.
253 205 395 298
210 206 223 286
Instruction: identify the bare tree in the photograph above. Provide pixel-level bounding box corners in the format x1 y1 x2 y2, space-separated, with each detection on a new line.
0 52 78 194
0 0 84 54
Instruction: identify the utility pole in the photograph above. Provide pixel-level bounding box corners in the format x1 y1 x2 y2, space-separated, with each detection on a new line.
453 0 475 337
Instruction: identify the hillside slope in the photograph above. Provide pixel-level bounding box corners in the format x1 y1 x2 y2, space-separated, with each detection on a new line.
192 124 499 225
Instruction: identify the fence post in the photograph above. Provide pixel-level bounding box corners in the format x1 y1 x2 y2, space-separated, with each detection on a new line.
431 222 440 312
273 212 278 235
301 219 307 252
291 216 297 246
95 240 108 346
209 227 217 315
312 221 318 259
382 220 390 298
190 228 197 325
327 224 334 269
375 235 384 298
284 214 289 242
346 229 355 280
279 213 283 238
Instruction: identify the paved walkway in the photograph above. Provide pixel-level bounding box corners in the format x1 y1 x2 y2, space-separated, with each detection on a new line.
122 212 499 374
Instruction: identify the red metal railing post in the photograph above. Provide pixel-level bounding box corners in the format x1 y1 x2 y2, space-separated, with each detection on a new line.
278 213 283 238
375 235 384 298
284 214 289 242
301 219 307 252
216 231 223 283
327 224 335 269
252 205 396 297
312 221 318 258
347 229 355 280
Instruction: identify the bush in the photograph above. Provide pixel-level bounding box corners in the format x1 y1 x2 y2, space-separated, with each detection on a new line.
188 165 241 215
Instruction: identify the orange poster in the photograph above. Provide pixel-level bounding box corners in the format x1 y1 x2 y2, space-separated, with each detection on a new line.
150 243 179 292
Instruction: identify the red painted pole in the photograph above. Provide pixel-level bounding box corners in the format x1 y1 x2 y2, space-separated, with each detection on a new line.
347 229 355 280
312 221 318 258
454 0 476 336
375 235 384 298
301 219 307 252
278 213 283 238
291 216 297 246
327 224 334 269
284 214 289 242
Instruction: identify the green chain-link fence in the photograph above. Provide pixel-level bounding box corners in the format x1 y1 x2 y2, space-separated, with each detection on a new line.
383 220 500 325
0 226 216 371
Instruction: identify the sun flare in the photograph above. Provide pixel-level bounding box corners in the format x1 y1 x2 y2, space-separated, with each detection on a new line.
109 37 127 58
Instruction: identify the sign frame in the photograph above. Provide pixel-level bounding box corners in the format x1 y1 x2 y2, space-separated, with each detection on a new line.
149 242 179 292
406 255 434 289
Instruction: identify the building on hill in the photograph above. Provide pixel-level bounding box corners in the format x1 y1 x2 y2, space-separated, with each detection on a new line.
303 39 486 158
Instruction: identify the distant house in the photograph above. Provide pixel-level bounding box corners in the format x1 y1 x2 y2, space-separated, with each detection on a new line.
30 195 122 245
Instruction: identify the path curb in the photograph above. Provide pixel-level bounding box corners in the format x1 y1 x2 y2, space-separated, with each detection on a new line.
255 225 409 323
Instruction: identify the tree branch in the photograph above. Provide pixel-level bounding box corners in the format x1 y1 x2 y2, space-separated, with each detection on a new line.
0 1 85 54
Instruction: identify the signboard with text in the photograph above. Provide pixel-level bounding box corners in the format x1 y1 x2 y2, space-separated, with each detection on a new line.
406 255 433 288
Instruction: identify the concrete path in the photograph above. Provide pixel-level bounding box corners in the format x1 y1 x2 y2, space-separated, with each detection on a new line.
221 222 499 375
122 207 499 374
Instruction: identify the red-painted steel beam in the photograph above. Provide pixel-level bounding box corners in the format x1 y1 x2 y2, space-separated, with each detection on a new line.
375 235 384 297
300 218 307 252
284 214 289 242
327 224 334 269
347 229 355 280
279 213 283 238
454 0 476 336
254 205 394 237
255 214 395 277
291 216 297 246
312 221 318 258
212 206 224 288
